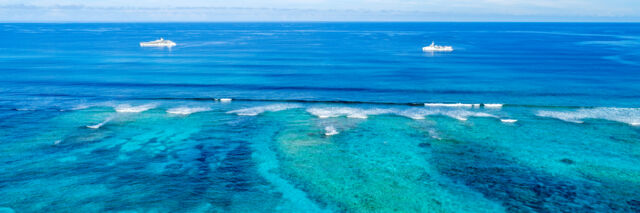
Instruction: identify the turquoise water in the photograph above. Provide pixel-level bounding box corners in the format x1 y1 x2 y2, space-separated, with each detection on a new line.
1 23 640 212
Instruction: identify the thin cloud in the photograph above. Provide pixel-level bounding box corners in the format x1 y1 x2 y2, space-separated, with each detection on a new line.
0 1 639 22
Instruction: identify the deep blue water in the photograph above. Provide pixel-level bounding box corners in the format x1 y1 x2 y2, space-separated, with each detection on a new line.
0 23 639 212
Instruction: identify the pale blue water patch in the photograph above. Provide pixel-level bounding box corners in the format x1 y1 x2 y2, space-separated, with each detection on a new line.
1 23 640 212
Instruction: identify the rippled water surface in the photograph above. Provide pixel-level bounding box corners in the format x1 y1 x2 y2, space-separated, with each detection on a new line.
1 23 639 212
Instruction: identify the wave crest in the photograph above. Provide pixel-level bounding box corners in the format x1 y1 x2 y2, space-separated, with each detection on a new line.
307 107 393 119
325 126 339 136
399 108 497 121
227 104 301 116
306 107 497 121
115 104 157 113
167 107 211 115
425 103 475 108
86 117 112 129
537 107 640 126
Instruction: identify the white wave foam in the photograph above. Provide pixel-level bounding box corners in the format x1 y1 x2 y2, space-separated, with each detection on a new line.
428 129 442 140
307 106 498 121
86 117 112 129
115 104 156 113
72 104 91 110
218 98 232 103
425 103 474 108
166 107 211 115
307 107 393 119
537 111 584 123
537 107 640 126
324 126 339 136
396 108 429 120
445 111 496 121
501 119 518 123
227 104 301 116
484 104 503 109
398 108 497 121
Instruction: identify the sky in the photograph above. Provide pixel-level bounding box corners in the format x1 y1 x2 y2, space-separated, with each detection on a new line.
1 0 639 22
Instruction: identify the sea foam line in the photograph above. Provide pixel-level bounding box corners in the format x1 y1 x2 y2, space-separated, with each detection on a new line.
227 104 301 116
306 107 499 121
166 107 211 115
115 104 157 113
424 103 504 109
86 117 113 129
425 103 475 108
306 107 394 119
216 98 232 103
324 126 339 136
400 108 497 121
484 104 504 109
500 119 518 123
537 107 640 126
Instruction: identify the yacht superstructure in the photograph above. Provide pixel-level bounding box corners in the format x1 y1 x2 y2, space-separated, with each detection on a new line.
422 42 453 52
140 38 176 47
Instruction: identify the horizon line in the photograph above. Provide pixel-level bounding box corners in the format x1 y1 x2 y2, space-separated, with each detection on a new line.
3 20 640 24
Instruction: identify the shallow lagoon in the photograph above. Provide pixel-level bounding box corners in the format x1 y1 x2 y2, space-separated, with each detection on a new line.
1 102 639 212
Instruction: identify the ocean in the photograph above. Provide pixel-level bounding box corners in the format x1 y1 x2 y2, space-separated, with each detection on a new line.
0 22 639 212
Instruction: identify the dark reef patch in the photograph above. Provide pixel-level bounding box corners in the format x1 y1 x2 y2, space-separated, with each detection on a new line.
418 142 431 148
560 158 575 165
430 139 622 212
628 200 640 212
215 143 255 192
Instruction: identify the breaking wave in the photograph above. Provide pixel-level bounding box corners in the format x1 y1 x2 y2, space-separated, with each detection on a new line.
424 103 504 109
306 106 497 121
500 119 518 123
227 104 302 116
425 103 477 108
484 104 504 109
86 117 112 129
115 104 157 113
307 107 393 119
398 108 497 121
324 126 339 136
166 107 211 115
537 107 640 126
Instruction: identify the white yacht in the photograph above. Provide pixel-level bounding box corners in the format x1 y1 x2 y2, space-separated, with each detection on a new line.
140 38 176 47
422 41 453 52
